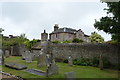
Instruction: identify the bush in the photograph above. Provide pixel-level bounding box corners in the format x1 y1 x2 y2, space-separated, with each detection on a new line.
52 40 61 44
63 59 68 63
63 40 71 43
91 57 99 67
64 57 114 69
103 58 111 68
72 38 84 43
73 58 92 66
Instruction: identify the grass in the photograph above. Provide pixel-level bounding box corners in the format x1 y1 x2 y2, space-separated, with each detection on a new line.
1 56 119 79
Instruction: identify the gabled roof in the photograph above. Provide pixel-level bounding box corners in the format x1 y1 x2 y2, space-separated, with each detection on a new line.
50 27 77 34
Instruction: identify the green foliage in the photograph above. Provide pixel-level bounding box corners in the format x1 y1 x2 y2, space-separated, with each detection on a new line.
24 39 39 49
94 2 120 42
102 58 111 68
3 56 118 78
63 59 68 63
72 38 84 43
89 32 104 43
0 28 4 34
106 40 119 44
73 58 92 66
73 57 110 68
2 33 29 47
63 40 71 43
52 40 61 44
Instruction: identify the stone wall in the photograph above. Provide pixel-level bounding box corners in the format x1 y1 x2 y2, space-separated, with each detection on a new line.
49 43 119 65
50 33 75 41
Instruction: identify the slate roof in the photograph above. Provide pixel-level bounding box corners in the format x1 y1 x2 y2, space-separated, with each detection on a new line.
50 27 77 34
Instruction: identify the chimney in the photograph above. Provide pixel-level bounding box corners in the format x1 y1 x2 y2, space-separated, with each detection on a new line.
54 24 59 31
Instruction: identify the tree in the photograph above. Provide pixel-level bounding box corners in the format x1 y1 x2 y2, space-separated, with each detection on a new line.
94 2 120 42
89 32 104 43
0 28 4 34
24 39 39 49
2 33 29 47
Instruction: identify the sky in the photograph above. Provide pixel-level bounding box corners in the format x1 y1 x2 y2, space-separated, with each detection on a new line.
0 0 112 41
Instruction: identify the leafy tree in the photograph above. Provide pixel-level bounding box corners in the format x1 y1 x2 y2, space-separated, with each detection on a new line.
2 33 29 47
0 28 4 34
89 32 104 43
72 38 84 43
94 2 120 42
24 39 39 49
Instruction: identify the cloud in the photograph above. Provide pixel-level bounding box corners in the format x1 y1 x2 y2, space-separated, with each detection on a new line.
1 2 111 41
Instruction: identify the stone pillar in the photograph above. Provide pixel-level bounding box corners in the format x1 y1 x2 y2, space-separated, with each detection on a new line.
11 46 13 56
99 54 103 70
0 49 4 65
68 56 73 66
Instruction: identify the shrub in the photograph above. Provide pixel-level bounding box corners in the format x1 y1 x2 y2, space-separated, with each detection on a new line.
63 40 71 43
91 57 99 67
63 59 68 63
103 58 111 68
52 40 61 44
73 58 91 66
72 38 84 43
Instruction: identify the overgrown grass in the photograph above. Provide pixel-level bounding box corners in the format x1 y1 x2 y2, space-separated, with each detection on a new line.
1 56 119 79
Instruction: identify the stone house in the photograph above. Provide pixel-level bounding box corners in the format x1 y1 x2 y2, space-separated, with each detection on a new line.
49 24 89 42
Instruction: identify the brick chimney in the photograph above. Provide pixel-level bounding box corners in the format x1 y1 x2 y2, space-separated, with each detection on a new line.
54 24 59 31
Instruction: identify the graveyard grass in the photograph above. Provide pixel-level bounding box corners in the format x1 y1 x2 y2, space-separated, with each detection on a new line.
1 56 119 79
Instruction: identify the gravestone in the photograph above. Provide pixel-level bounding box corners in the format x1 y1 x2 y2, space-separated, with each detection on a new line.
46 63 59 76
46 54 51 66
0 49 4 65
25 69 46 76
25 51 33 63
37 52 47 67
21 51 26 60
5 62 27 70
65 72 75 80
99 54 103 70
5 50 10 58
68 56 73 66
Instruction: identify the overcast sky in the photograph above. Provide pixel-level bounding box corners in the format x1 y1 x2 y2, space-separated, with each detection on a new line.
0 1 111 41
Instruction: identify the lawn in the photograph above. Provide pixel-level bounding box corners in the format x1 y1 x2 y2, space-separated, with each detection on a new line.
1 56 119 79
